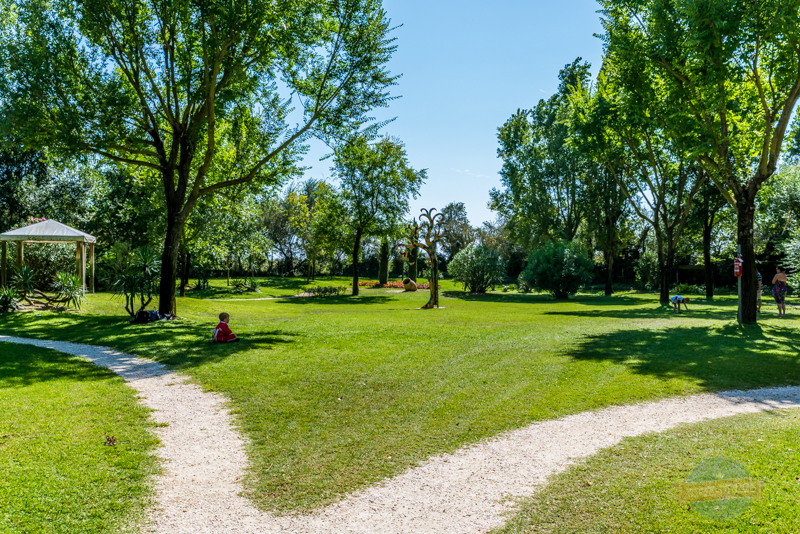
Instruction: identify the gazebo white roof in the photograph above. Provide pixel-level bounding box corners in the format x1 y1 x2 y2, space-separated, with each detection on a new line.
0 220 96 243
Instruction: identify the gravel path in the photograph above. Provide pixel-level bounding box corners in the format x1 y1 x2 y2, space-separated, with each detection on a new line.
3 334 800 534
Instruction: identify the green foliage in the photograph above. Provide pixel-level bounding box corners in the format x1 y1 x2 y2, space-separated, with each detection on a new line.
21 243 76 290
334 136 427 293
492 59 592 247
448 245 505 294
673 283 700 295
1 0 399 314
0 286 20 312
233 277 261 293
105 244 161 317
301 285 348 297
520 240 593 299
52 272 86 310
440 202 475 261
13 265 36 298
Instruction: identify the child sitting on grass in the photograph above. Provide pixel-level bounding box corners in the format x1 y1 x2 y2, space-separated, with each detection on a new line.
670 295 690 313
213 312 240 343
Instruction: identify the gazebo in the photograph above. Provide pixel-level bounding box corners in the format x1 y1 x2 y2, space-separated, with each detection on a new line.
1 220 96 292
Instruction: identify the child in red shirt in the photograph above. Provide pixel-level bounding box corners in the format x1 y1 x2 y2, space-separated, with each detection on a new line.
213 312 240 343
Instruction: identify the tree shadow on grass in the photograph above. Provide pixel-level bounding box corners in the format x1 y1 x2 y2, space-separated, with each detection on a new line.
567 323 800 391
275 295 395 306
543 300 747 321
0 343 117 388
0 313 297 371
441 290 651 306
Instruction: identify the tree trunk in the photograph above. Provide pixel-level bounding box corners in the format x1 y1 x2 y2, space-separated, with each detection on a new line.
737 198 758 324
179 251 191 297
158 214 185 315
352 230 362 296
379 237 390 286
408 246 418 281
655 235 674 304
604 252 614 296
703 223 714 299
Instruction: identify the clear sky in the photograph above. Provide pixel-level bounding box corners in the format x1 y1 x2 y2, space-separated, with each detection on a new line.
299 0 605 227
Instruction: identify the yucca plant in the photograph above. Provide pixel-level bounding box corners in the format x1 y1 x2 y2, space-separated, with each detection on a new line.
53 272 86 310
0 286 20 313
105 244 161 317
13 265 37 301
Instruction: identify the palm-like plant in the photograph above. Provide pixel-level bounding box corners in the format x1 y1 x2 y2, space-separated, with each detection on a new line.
13 265 36 302
53 272 86 310
0 286 20 313
106 244 161 317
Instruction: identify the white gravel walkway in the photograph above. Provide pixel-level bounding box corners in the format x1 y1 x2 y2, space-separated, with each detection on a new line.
3 334 800 534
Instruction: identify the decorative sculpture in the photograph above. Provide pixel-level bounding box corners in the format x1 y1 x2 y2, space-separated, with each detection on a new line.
395 208 448 309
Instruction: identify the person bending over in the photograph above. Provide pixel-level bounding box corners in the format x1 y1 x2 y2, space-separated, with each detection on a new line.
213 312 240 342
670 295 690 313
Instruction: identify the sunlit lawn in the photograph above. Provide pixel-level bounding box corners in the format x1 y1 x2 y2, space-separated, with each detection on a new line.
0 344 159 533
2 278 799 513
494 407 800 533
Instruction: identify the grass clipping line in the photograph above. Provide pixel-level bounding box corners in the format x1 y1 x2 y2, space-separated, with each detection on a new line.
2 335 800 534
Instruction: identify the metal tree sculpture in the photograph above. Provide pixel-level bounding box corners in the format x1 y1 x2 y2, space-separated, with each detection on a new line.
395 208 448 308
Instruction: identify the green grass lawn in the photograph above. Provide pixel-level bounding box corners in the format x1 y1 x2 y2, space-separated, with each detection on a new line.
2 280 799 514
0 344 159 533
493 407 800 533
185 275 369 299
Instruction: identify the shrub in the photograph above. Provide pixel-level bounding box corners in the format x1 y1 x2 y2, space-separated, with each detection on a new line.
233 277 260 292
302 286 347 297
519 241 593 299
105 244 161 317
0 287 20 313
53 272 86 310
21 243 76 290
13 265 37 300
674 283 700 295
448 245 505 294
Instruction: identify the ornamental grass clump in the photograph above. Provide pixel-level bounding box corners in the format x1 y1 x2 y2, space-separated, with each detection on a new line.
520 240 593 299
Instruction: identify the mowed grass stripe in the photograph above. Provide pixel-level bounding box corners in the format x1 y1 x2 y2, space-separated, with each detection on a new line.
2 281 799 512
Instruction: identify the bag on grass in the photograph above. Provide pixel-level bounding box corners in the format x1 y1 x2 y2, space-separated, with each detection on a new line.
132 310 152 324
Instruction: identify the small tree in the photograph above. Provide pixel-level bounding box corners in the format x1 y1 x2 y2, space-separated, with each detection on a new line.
448 245 505 294
520 241 593 299
333 136 426 296
105 243 161 317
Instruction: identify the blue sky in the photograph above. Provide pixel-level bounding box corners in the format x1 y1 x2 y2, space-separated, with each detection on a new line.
299 0 605 227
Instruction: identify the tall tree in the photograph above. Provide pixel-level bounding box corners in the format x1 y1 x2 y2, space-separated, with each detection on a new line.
333 136 426 295
492 59 591 247
570 67 705 303
0 144 48 232
601 0 800 322
440 202 475 261
1 0 398 313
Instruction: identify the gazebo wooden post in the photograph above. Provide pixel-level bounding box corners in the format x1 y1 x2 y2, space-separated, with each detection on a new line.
1 242 6 287
82 242 87 291
89 243 95 293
